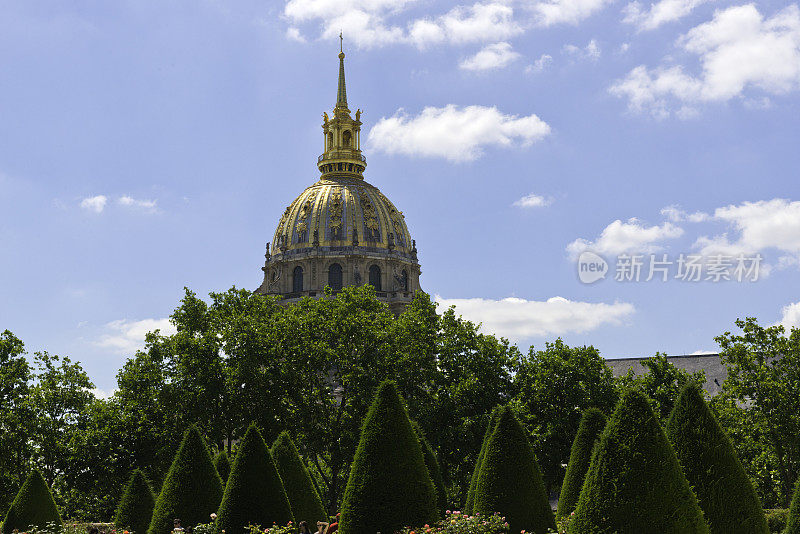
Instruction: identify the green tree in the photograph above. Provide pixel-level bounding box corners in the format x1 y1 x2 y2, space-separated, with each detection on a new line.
512 340 617 492
148 425 223 534
339 381 437 534
473 406 554 534
214 451 231 485
114 470 156 534
2 470 62 534
412 422 448 515
715 317 800 505
423 305 519 505
271 432 326 525
216 424 293 534
28 351 95 487
556 408 606 521
0 331 32 513
616 352 705 422
666 384 767 534
570 389 709 534
464 406 501 514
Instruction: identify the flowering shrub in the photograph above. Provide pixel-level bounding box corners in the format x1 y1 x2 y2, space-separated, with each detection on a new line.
396 510 510 534
396 511 565 534
246 523 296 534
12 524 122 534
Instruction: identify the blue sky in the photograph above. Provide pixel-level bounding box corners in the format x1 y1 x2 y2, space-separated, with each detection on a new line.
1 0 799 393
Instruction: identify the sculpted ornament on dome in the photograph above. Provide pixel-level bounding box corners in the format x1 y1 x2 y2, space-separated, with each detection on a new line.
329 189 343 229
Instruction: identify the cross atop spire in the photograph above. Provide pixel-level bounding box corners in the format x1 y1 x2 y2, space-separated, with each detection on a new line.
336 34 347 109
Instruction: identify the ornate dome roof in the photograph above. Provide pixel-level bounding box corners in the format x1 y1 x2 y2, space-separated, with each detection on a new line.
271 176 415 260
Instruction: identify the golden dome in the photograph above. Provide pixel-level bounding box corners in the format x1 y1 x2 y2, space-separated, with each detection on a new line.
271 176 415 260
256 42 421 312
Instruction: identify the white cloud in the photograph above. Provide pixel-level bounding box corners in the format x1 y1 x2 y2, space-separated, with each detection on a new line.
90 387 118 400
435 295 635 339
530 0 614 26
286 27 307 42
611 5 800 116
563 38 601 59
693 199 800 258
118 195 158 213
80 195 107 213
95 318 177 355
567 218 684 257
525 54 554 73
513 193 553 208
623 0 712 31
284 0 522 49
460 42 521 70
411 3 524 48
661 204 710 222
777 301 800 331
368 104 551 162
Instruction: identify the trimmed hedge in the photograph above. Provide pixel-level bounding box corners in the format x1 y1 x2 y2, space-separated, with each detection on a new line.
764 509 787 533
412 422 448 515
465 407 501 514
339 381 438 534
556 408 607 521
569 389 709 534
115 469 156 534
788 476 800 534
1 471 62 534
147 425 224 534
473 406 555 534
216 424 293 534
271 431 326 525
666 383 768 534
215 451 231 485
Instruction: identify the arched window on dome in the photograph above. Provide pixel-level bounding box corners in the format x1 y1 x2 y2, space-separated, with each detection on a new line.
401 269 408 291
369 265 381 291
327 132 334 150
292 266 303 293
329 263 343 291
343 130 352 147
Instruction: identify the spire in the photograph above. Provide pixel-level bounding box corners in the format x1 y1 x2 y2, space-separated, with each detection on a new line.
336 32 347 109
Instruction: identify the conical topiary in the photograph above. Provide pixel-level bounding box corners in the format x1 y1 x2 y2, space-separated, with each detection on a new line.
666 384 768 534
215 451 231 485
556 408 607 521
271 431 326 525
1 471 62 534
115 469 156 534
465 406 501 514
339 381 438 534
216 424 294 534
570 389 709 534
148 425 224 534
787 476 800 534
412 422 448 515
473 405 555 534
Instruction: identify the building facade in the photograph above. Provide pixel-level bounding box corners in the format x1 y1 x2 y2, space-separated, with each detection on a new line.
256 45 421 313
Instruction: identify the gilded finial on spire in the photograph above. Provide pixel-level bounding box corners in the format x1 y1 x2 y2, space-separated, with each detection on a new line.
336 34 347 108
